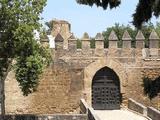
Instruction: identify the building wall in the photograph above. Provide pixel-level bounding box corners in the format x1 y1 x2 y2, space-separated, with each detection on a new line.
5 47 160 114
5 20 160 114
5 62 83 114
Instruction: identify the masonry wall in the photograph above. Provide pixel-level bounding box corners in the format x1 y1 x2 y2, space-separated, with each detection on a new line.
5 61 84 114
5 28 160 114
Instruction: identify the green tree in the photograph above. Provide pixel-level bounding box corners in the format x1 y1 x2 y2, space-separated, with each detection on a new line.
0 0 50 116
76 0 160 28
77 39 82 49
90 38 95 48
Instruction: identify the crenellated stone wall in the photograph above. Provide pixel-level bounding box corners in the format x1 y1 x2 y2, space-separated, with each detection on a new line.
5 20 160 114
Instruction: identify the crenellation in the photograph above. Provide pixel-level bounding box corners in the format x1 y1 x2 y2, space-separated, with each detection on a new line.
81 32 91 50
149 29 159 48
55 33 64 50
122 30 132 48
95 33 104 49
149 30 159 57
136 30 145 49
56 32 160 59
108 30 118 48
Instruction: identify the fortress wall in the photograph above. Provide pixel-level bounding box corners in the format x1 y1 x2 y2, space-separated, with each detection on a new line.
5 62 84 114
5 20 160 114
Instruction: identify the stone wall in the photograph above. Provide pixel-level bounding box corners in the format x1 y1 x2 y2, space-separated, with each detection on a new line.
1 114 87 120
128 99 160 120
128 98 147 115
147 107 160 120
5 62 84 114
4 20 160 114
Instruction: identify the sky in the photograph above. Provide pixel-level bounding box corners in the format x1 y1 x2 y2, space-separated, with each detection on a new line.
41 0 159 38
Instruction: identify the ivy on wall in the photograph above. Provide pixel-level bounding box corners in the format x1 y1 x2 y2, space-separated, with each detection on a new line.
142 76 160 100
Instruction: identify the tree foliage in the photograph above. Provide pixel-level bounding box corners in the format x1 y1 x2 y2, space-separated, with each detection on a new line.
133 0 160 28
76 0 121 9
76 0 160 28
0 0 49 97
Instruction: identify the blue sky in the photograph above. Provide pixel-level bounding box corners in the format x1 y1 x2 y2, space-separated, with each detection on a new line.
41 0 159 37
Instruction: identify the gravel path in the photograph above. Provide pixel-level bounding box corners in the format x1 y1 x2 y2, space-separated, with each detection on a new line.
94 109 149 120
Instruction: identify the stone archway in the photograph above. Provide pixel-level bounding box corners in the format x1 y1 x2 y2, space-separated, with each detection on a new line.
92 67 121 110
83 58 128 106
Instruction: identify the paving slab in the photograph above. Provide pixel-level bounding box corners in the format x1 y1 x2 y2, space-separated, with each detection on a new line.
94 109 148 120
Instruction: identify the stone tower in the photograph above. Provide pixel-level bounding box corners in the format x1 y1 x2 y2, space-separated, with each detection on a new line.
51 19 72 49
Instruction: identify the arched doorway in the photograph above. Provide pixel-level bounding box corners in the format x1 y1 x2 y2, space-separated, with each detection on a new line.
92 67 121 110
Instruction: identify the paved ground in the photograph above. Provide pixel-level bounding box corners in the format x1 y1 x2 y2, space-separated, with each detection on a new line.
94 109 149 120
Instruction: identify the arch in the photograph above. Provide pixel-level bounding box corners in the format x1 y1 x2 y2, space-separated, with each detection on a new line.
92 67 120 87
92 67 121 110
83 58 128 106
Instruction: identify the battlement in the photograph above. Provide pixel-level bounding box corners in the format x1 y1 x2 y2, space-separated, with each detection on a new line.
45 29 160 60
52 29 159 48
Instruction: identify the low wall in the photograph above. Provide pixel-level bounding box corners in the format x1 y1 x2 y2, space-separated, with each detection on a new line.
1 114 88 120
128 98 147 116
80 99 89 114
147 107 160 120
88 108 100 120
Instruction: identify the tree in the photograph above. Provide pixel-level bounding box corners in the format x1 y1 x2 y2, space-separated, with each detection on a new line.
0 0 50 116
76 0 160 28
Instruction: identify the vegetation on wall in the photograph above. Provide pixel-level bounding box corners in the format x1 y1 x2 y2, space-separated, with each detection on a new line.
142 77 160 100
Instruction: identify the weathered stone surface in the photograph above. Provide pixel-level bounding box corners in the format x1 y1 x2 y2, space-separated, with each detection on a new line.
5 20 160 115
108 30 118 40
128 98 147 116
122 30 131 48
147 107 160 120
1 114 88 120
82 32 90 39
95 33 104 40
136 30 145 40
136 30 145 48
108 30 118 48
68 39 77 51
95 33 104 49
149 30 159 48
51 19 72 49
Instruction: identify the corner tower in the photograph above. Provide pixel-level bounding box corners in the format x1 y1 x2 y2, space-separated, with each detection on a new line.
51 19 72 49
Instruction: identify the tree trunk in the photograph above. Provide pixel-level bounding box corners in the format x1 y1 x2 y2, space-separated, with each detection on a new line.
0 59 12 118
1 77 5 119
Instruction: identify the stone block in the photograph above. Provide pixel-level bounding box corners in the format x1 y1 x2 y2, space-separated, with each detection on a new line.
108 30 118 48
68 39 77 51
122 30 132 48
128 98 147 116
136 30 145 49
82 40 90 50
147 107 160 120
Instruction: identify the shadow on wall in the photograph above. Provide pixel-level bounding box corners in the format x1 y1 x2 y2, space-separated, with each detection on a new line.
142 76 160 100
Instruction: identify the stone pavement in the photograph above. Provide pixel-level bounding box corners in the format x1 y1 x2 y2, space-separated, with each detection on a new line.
94 109 149 120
